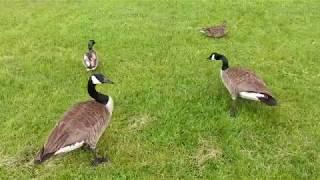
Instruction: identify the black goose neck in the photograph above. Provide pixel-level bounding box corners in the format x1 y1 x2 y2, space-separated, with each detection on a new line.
87 80 109 105
220 56 229 70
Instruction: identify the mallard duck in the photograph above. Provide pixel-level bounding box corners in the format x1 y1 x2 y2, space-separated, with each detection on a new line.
208 52 277 117
35 73 114 165
200 22 227 38
83 40 99 71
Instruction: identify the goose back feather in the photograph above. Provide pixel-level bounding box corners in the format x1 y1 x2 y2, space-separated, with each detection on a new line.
221 67 276 105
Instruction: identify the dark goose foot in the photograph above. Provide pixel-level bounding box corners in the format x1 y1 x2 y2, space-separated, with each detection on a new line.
91 156 109 166
229 107 237 117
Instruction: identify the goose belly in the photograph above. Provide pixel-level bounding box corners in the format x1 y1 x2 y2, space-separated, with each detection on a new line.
54 141 84 155
239 92 265 101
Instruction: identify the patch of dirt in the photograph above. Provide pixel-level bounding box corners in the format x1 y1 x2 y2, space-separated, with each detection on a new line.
193 139 222 168
0 146 39 168
128 114 156 131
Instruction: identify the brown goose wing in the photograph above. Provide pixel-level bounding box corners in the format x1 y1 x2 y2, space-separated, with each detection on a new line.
36 101 108 162
225 67 273 96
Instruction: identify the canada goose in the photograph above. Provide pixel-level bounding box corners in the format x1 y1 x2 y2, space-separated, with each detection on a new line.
35 73 114 165
200 22 227 38
83 40 99 71
208 52 277 117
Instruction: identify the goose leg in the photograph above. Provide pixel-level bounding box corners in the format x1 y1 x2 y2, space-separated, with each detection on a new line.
90 148 109 166
81 143 91 151
229 99 237 117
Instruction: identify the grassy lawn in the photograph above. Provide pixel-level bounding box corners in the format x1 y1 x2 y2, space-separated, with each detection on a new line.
1 0 319 179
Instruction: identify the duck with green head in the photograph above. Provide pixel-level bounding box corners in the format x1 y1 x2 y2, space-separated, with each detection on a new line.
83 40 99 71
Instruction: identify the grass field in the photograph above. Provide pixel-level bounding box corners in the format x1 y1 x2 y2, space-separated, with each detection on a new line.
1 0 320 179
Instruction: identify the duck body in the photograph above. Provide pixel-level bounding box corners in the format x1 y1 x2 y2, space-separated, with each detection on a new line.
35 74 114 164
83 40 99 71
200 23 227 38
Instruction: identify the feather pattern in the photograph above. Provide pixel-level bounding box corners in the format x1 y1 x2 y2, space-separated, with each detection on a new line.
200 22 227 38
83 50 98 70
83 40 99 71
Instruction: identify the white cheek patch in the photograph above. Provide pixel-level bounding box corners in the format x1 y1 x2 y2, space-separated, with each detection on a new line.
211 54 215 60
91 76 102 84
54 141 84 155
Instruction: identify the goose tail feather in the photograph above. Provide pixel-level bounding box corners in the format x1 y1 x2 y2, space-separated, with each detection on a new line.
199 29 206 34
258 95 277 106
34 146 54 164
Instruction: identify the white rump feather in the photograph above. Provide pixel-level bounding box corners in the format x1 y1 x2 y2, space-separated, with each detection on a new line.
239 92 265 101
54 141 84 155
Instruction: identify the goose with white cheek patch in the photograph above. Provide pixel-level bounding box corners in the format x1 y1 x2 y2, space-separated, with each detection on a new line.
35 73 114 165
83 40 99 71
208 52 277 117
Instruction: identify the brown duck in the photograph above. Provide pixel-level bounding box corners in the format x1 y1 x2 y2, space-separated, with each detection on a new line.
200 22 227 38
83 40 99 71
208 52 277 117
35 74 114 165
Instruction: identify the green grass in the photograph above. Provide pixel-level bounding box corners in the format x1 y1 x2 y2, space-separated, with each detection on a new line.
1 0 320 179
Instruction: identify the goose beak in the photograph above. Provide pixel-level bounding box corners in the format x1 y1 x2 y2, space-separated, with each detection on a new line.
207 56 211 60
103 78 114 84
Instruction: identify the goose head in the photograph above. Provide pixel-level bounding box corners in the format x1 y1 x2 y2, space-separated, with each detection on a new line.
207 52 225 61
88 40 96 50
90 73 114 85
